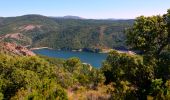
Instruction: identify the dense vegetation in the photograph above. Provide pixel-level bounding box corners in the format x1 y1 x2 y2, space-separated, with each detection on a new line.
0 54 106 100
0 15 133 51
0 8 170 100
101 9 170 99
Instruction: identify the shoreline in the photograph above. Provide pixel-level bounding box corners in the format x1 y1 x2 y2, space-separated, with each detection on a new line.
31 47 110 54
30 47 136 54
30 47 52 50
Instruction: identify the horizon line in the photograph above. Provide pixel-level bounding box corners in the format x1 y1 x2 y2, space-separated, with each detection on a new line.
0 13 154 20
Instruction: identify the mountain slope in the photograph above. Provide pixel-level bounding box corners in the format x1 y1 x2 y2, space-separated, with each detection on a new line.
0 42 35 56
0 15 134 51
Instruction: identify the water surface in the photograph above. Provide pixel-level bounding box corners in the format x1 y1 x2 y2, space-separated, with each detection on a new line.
33 48 108 68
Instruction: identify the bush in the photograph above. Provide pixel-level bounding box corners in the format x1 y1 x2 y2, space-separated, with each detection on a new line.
0 54 68 99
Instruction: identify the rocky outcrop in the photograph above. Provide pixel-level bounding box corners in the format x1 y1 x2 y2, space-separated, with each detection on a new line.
0 42 35 56
19 24 42 31
4 33 24 39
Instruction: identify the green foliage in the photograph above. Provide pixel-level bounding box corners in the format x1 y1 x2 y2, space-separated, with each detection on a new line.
64 57 81 72
147 79 170 100
0 53 106 99
101 50 156 99
0 93 3 100
155 52 170 81
149 79 163 96
102 50 153 83
127 15 169 55
38 55 65 67
63 57 105 87
101 9 170 99
11 79 68 100
0 54 68 100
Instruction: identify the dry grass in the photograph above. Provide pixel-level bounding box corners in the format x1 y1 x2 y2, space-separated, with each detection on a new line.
67 84 111 100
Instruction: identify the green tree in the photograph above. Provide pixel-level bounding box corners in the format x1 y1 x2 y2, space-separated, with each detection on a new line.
101 51 155 99
0 54 68 100
64 57 81 73
156 52 170 80
126 15 169 55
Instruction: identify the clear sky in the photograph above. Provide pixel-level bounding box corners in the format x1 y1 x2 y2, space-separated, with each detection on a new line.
0 0 170 19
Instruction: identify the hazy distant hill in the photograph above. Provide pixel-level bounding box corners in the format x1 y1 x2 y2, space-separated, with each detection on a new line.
0 17 4 23
0 15 134 51
61 15 84 19
51 15 84 19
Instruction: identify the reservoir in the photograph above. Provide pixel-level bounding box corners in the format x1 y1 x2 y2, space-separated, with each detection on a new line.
33 48 108 68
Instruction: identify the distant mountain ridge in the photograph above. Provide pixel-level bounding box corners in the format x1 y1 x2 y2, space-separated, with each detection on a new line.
0 14 134 20
0 14 134 52
61 15 84 19
50 15 84 20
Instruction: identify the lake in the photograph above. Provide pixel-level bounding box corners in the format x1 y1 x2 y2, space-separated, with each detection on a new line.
33 48 108 68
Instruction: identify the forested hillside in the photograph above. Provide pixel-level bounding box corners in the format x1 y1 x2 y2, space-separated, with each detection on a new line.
0 15 133 51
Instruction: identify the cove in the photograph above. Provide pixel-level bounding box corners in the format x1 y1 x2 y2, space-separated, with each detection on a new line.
33 48 108 68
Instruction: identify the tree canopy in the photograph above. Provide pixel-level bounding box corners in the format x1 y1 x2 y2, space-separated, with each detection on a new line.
127 10 170 55
102 9 170 100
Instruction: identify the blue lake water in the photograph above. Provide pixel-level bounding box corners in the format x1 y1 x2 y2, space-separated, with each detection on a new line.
33 49 108 68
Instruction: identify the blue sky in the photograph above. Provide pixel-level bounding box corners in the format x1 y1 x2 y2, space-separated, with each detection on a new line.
0 0 170 19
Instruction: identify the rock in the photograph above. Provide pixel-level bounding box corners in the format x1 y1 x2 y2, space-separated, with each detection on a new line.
0 42 36 56
19 24 42 31
4 33 24 39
